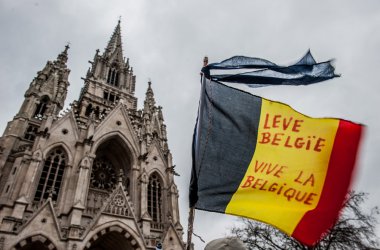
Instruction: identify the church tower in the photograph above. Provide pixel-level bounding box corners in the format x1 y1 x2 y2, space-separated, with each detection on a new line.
0 21 184 250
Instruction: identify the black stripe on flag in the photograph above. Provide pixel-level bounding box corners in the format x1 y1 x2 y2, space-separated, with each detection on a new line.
190 78 262 212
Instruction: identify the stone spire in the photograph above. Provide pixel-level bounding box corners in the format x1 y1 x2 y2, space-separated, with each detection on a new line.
140 81 169 153
75 21 137 124
55 44 70 67
144 81 156 112
19 45 71 118
105 20 123 57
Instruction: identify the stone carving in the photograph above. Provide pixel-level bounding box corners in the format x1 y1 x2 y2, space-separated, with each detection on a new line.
85 189 109 216
103 187 131 217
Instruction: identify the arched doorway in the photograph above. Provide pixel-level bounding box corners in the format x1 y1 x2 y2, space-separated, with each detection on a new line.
84 226 142 250
12 235 57 250
17 242 50 250
88 231 133 250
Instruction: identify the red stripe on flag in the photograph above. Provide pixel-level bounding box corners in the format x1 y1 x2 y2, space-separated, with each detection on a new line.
291 120 363 246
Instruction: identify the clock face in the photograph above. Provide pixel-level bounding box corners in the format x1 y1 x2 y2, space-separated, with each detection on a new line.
90 158 117 191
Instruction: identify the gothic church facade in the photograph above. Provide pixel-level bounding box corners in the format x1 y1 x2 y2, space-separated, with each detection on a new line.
0 21 184 250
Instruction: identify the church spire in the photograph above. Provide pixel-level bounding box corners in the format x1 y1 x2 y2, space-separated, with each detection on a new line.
55 44 70 67
144 81 156 112
105 20 123 57
22 44 71 117
75 21 137 123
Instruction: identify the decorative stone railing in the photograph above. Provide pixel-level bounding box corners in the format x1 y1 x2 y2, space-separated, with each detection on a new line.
84 188 109 216
151 222 164 231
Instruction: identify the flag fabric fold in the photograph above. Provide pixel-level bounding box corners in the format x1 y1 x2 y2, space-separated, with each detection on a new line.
204 51 338 87
189 76 363 246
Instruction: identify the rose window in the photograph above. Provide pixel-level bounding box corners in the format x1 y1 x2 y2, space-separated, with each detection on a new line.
90 158 117 191
113 194 125 206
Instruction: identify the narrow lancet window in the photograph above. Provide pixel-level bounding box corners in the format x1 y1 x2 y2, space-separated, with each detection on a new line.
24 124 39 141
107 67 120 87
148 173 162 223
34 96 49 118
34 148 66 202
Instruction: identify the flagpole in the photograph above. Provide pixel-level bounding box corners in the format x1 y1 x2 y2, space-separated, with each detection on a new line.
186 206 195 250
186 56 208 250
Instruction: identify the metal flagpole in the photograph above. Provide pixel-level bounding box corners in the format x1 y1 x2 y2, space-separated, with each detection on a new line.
186 207 195 250
186 57 209 250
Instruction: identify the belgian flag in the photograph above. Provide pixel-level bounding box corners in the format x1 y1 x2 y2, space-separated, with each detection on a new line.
189 76 363 246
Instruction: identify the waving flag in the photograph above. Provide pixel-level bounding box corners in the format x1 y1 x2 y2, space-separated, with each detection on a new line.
203 50 338 87
189 53 363 246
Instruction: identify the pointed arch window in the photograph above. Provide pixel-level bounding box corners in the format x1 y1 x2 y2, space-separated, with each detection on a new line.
107 67 120 87
34 147 66 202
94 106 100 119
34 96 49 118
24 124 39 141
85 103 93 117
148 173 162 223
85 137 132 216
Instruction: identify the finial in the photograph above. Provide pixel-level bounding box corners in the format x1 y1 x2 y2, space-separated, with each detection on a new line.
55 43 70 65
64 42 70 52
86 67 91 78
47 187 56 199
148 78 152 86
118 16 122 24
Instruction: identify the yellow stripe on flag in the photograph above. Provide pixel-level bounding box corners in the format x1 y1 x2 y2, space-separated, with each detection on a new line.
225 99 340 235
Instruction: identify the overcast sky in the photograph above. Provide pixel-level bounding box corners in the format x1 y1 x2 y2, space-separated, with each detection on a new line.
1 0 379 248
